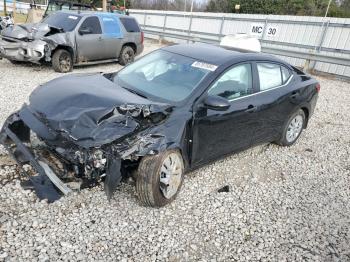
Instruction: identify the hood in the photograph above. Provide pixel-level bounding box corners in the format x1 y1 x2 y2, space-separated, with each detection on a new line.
1 23 55 40
25 73 172 148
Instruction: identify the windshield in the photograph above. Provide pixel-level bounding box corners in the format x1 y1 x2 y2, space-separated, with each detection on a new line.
114 50 212 102
42 12 81 32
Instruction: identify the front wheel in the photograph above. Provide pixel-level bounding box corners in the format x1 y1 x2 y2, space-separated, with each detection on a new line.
136 150 184 207
277 109 306 146
52 49 73 73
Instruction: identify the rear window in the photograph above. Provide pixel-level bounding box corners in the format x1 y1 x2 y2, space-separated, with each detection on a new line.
119 17 140 32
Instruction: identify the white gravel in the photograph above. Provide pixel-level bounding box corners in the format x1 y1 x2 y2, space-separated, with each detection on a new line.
0 39 350 261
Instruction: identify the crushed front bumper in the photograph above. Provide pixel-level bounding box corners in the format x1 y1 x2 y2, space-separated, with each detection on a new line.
0 126 73 202
0 110 74 202
0 36 47 63
0 108 123 202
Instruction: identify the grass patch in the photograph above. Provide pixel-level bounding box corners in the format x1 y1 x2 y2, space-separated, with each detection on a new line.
0 11 28 24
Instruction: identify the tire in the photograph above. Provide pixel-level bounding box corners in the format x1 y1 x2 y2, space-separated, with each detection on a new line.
276 109 306 146
52 49 73 73
8 59 23 65
136 149 184 207
118 45 135 66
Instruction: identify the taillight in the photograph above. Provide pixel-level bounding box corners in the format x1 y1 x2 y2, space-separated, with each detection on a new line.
141 32 144 44
316 83 321 92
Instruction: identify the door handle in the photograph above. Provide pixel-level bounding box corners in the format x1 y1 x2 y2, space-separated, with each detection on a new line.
245 105 257 113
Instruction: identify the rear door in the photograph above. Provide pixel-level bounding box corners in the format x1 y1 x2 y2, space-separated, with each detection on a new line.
250 62 295 144
100 15 123 59
76 16 104 61
119 17 142 47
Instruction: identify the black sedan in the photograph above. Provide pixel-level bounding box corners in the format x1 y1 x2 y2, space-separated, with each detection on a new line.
0 43 319 207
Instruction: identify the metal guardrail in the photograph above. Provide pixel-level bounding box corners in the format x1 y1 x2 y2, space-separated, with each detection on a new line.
131 10 350 28
142 24 350 55
262 47 350 67
142 29 350 69
131 10 350 77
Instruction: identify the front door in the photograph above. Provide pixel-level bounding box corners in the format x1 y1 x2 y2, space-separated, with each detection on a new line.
76 16 104 62
191 63 260 166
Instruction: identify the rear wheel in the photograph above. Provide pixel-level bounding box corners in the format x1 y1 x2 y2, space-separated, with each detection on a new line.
277 109 306 146
52 49 73 73
136 150 184 207
118 46 135 66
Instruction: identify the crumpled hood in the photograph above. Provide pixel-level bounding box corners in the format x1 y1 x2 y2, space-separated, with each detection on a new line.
25 73 172 148
1 23 52 40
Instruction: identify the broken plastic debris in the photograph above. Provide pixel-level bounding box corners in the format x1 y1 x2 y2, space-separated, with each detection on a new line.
218 185 230 193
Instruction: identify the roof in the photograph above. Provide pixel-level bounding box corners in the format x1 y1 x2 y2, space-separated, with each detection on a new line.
162 43 286 66
48 0 93 8
57 10 130 19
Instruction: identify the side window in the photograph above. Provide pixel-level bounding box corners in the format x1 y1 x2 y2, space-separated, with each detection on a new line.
208 64 253 100
281 66 291 83
102 16 122 36
79 16 102 34
257 63 282 91
119 17 140 32
257 63 292 91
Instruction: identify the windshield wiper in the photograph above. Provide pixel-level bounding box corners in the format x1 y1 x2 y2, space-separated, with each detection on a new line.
122 86 148 99
48 25 64 32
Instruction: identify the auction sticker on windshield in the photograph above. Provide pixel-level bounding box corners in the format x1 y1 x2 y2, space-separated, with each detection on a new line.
68 15 78 20
191 61 218 72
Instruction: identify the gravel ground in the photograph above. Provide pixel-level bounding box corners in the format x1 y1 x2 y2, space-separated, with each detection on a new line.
0 39 350 261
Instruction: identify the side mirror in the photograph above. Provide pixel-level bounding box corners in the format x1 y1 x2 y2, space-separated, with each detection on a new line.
203 95 230 111
79 27 92 35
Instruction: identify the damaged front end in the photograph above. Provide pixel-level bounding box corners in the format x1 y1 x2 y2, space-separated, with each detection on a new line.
0 99 171 202
0 23 73 63
0 36 48 63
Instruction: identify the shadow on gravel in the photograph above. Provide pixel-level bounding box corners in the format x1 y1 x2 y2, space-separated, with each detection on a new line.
5 59 121 72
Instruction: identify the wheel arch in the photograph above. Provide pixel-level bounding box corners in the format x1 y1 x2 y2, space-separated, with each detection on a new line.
52 45 75 62
301 106 310 128
122 42 137 53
